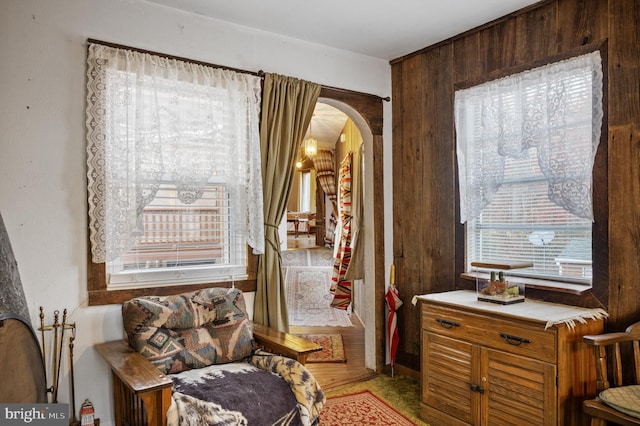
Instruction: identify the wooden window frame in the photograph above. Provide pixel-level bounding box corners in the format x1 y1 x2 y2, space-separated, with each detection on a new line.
455 42 609 307
85 40 260 305
87 243 258 305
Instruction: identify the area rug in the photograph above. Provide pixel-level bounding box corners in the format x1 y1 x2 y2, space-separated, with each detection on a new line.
324 374 428 425
285 266 352 327
307 247 335 266
281 249 309 266
294 333 346 363
319 390 416 425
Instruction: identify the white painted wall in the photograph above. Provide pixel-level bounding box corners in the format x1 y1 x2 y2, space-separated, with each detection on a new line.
0 0 392 424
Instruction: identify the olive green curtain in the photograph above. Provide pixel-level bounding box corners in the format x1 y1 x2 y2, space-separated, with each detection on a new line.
254 73 321 331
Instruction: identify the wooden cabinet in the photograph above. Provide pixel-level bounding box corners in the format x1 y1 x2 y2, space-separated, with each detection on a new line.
417 291 605 426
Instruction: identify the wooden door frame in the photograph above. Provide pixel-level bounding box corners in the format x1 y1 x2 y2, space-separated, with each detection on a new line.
319 87 386 372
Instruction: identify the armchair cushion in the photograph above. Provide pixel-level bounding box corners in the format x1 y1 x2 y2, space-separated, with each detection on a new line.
122 287 253 374
166 350 325 426
599 385 640 419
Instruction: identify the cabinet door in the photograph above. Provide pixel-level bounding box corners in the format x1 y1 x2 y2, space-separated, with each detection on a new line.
481 348 557 426
423 331 478 425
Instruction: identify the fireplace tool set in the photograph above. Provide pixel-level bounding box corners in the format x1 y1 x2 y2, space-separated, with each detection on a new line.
38 306 80 425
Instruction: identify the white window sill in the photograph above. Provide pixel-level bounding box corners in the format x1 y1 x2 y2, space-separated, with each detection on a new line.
108 265 248 290
460 272 592 296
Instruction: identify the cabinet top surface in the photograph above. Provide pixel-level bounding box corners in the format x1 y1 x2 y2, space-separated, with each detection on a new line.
416 290 607 329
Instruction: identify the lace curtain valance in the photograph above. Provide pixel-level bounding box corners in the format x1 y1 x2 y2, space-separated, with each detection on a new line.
455 51 603 224
86 43 264 263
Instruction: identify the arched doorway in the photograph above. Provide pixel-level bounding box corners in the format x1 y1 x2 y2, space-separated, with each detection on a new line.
317 88 386 372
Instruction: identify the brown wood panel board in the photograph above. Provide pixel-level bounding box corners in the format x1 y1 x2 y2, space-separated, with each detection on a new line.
479 19 517 74
396 54 426 362
407 54 439 364
436 44 456 295
419 52 437 242
423 45 456 295
391 63 405 264
397 53 425 295
556 0 608 52
515 2 559 65
607 126 640 330
608 0 640 127
419 48 438 303
452 34 482 85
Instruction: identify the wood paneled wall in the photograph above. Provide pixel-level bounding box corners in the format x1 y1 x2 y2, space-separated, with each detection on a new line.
391 0 640 371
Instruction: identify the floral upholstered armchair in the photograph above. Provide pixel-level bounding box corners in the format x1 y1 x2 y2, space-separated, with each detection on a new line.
96 287 324 426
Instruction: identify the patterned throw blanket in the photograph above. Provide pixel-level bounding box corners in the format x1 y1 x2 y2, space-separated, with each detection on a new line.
166 350 325 426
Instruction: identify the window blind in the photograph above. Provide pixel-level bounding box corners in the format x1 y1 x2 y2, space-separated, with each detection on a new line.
466 149 593 282
107 183 248 288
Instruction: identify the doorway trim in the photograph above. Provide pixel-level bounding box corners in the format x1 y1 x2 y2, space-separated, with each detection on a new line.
318 87 385 372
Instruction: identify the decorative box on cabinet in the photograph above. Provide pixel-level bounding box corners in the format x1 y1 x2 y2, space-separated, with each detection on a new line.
416 290 606 426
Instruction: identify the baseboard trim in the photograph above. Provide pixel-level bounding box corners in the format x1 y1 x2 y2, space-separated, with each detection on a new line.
383 363 420 380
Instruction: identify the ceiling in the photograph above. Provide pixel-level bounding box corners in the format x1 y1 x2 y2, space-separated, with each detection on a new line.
144 0 540 61
306 103 348 149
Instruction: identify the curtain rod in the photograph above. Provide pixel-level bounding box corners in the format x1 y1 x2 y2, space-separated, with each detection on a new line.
87 38 389 102
87 38 264 77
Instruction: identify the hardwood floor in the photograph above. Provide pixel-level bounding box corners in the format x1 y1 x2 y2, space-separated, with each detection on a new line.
290 314 375 390
286 235 376 390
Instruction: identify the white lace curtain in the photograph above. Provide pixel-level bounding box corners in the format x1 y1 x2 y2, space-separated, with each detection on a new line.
455 51 603 224
86 43 264 262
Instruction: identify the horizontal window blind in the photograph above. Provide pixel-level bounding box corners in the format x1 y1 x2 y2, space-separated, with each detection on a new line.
107 183 247 288
467 145 593 283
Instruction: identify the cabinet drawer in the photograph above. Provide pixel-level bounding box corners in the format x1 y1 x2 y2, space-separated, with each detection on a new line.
422 303 557 363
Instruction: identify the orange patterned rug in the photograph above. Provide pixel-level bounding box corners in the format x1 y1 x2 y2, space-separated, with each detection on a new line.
295 333 346 363
319 390 416 425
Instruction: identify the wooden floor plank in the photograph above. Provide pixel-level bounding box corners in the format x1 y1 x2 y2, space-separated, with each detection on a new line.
286 236 375 390
290 310 375 390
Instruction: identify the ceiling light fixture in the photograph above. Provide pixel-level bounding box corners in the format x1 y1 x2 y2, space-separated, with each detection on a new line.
304 118 318 157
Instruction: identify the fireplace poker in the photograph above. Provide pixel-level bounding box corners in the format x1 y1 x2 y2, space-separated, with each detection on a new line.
69 333 78 425
38 307 48 398
52 310 59 403
53 309 67 404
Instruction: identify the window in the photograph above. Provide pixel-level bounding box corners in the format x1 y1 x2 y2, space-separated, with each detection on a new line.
106 183 250 288
455 51 603 285
300 171 311 212
86 42 264 290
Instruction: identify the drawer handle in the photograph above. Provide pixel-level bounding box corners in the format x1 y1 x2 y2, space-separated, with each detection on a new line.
469 383 485 394
436 319 460 329
500 333 531 346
